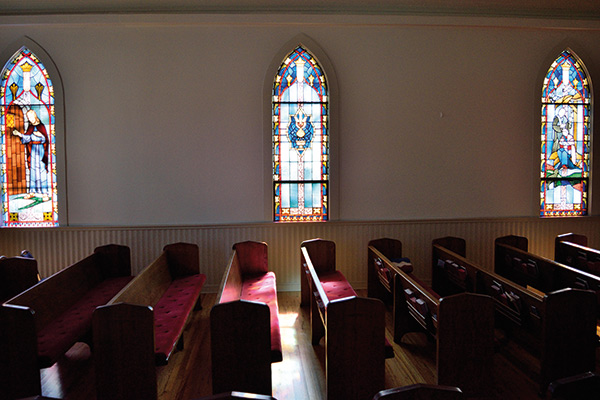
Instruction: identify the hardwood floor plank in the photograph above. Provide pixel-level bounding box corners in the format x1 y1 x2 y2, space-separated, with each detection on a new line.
39 291 598 400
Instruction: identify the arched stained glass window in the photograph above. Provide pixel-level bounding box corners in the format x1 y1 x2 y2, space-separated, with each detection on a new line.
540 50 591 217
272 46 329 222
0 46 58 227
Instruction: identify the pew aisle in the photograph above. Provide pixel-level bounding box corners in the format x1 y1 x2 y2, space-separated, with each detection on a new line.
39 291 598 399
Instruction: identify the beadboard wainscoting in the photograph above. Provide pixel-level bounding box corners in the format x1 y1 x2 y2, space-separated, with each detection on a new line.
1 217 598 292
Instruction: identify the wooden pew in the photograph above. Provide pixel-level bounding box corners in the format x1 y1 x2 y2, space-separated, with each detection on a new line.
495 235 600 317
373 384 464 400
555 233 600 277
0 250 39 303
0 244 132 400
93 242 206 400
210 241 281 396
433 237 597 394
369 241 494 397
301 238 388 400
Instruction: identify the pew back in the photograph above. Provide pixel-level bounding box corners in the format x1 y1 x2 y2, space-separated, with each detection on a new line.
555 233 600 276
7 245 130 332
434 237 597 393
495 235 600 315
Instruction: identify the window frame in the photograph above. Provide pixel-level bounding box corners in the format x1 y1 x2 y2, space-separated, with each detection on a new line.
0 37 67 227
264 35 338 222
539 48 592 218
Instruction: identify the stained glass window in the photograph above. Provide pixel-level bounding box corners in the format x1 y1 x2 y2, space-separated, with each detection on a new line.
272 46 328 222
540 50 591 217
0 46 58 227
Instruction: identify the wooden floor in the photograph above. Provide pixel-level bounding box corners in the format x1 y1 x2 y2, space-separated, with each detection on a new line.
40 291 600 400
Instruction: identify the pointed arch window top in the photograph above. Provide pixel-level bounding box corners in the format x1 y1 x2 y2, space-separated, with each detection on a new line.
274 46 328 102
542 50 590 105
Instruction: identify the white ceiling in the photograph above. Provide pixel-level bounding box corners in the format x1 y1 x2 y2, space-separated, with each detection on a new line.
1 0 599 20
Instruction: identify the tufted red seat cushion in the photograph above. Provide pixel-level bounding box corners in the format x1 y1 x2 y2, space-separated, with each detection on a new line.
240 271 282 362
36 276 133 367
319 271 357 301
153 273 206 365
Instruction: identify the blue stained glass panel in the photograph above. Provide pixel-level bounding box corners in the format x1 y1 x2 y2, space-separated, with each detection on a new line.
540 50 590 217
273 45 329 222
1 46 58 227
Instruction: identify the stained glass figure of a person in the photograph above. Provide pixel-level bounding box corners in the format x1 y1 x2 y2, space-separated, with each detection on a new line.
550 106 579 175
12 109 50 201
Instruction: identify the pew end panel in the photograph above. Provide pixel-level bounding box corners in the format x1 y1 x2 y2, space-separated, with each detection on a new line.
436 293 495 397
0 253 39 303
210 299 272 396
0 304 40 399
326 295 386 400
541 288 597 394
93 303 157 400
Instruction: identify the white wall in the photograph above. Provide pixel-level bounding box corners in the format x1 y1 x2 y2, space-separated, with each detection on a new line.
1 13 598 226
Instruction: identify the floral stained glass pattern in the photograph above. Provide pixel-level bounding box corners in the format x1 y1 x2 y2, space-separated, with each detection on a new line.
273 46 328 222
540 50 590 217
0 46 58 227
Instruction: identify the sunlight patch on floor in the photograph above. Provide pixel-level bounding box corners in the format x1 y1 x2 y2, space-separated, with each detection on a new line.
272 311 305 399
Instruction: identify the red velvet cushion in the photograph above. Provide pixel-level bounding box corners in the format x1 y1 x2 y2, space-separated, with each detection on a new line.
37 276 133 367
319 271 357 301
240 271 282 362
153 274 206 364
